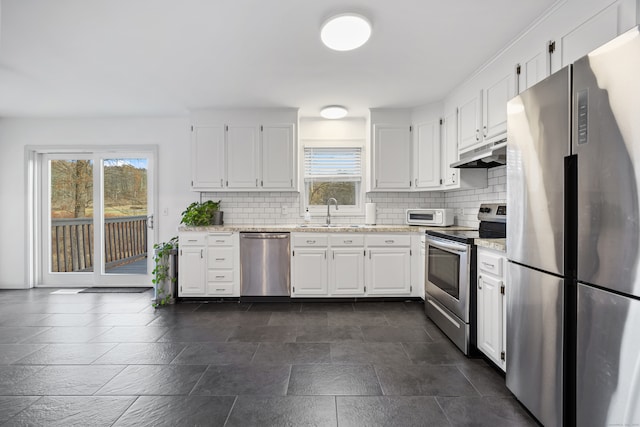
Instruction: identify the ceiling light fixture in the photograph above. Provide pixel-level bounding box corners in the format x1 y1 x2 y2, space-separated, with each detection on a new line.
320 106 348 119
321 13 371 51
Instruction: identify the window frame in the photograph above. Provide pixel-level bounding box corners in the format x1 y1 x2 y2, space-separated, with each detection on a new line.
299 140 366 218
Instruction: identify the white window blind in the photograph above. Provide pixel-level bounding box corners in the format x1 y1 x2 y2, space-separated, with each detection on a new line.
304 147 362 182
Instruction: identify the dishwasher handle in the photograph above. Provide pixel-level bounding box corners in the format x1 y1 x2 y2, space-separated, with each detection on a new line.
241 233 289 239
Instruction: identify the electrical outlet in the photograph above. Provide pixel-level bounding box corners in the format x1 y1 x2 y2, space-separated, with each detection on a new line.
281 206 288 216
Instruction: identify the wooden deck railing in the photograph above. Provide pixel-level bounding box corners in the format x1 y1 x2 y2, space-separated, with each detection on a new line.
51 215 148 272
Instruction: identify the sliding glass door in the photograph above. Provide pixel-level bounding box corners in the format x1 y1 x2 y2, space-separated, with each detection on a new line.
41 152 155 287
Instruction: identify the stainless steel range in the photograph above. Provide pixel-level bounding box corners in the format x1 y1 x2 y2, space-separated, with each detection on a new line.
424 203 506 355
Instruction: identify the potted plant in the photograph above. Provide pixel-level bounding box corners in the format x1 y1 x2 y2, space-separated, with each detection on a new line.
151 236 178 308
180 200 223 226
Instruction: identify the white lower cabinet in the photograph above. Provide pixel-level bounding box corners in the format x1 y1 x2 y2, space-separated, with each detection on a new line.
366 248 412 295
291 234 329 296
178 233 206 296
291 232 416 298
291 248 328 296
476 246 506 371
178 246 206 296
178 232 239 297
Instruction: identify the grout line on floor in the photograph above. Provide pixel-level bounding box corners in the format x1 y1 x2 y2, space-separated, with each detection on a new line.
222 395 238 427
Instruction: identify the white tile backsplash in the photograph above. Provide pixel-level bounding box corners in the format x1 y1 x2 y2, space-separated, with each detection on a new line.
201 166 505 228
444 166 506 228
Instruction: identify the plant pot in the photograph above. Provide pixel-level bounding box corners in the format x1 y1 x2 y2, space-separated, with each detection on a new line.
213 211 224 225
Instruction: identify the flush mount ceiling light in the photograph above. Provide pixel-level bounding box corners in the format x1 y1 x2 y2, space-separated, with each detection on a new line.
320 13 371 51
320 105 348 119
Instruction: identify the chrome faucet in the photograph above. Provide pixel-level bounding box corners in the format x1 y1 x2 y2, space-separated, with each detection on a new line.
326 198 338 225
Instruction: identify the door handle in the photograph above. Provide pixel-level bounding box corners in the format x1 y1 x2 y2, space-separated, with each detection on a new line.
147 215 154 230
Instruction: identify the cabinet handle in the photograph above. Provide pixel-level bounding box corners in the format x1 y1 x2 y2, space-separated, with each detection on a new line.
385 240 395 244
482 262 495 269
255 179 258 187
376 179 378 187
215 258 226 261
188 239 197 242
306 240 316 244
415 178 417 187
475 129 480 141
216 288 225 291
220 179 223 187
215 276 225 279
200 249 203 258
483 125 487 137
478 276 482 289
215 240 225 243
344 240 352 244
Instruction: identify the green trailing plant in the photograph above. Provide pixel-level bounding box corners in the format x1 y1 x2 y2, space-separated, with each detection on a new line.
152 236 178 308
180 200 221 226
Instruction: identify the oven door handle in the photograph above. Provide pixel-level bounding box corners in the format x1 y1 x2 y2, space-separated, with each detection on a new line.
427 238 467 254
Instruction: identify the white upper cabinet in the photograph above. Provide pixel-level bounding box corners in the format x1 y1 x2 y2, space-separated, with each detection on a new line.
517 48 549 93
441 111 459 188
558 0 635 70
190 113 296 192
457 72 513 153
458 91 482 151
226 125 260 189
372 124 412 190
261 124 295 190
191 125 225 190
482 72 514 143
413 120 441 189
441 110 488 191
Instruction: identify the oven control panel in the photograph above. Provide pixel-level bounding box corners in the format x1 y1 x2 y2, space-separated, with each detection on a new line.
477 203 507 223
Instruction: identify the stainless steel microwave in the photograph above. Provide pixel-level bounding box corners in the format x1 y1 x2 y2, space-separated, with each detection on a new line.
405 208 454 227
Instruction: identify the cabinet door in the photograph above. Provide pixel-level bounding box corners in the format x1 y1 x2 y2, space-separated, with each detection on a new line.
559 2 622 69
518 49 548 93
292 248 328 296
179 247 206 296
261 124 295 190
477 273 504 367
483 73 514 142
330 248 365 295
442 111 459 188
373 125 411 190
191 125 225 190
414 120 441 189
367 248 411 295
458 91 482 150
226 125 260 189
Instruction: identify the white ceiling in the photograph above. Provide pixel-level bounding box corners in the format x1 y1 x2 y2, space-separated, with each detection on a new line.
0 0 558 118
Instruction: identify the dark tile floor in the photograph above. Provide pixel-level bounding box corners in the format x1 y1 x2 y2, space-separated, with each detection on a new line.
0 289 538 426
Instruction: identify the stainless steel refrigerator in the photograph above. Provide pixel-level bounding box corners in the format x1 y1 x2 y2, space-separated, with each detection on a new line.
572 27 640 427
507 26 640 427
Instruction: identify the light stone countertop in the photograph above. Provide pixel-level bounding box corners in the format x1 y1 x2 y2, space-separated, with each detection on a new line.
475 238 506 252
178 224 476 233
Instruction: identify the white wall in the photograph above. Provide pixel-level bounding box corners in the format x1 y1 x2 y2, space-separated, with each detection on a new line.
0 117 192 289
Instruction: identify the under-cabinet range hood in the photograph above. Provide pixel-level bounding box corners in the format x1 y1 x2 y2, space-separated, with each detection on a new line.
451 138 507 168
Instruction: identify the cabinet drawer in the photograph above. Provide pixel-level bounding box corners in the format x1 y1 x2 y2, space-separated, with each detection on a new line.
366 235 411 247
478 251 503 276
179 234 207 246
207 270 234 282
207 247 234 268
206 282 234 295
293 234 328 247
208 234 233 246
329 234 364 247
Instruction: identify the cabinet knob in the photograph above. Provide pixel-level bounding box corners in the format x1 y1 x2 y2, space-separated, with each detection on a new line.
478 276 482 289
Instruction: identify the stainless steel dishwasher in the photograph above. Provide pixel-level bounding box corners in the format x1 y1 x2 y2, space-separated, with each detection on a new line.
240 232 290 296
